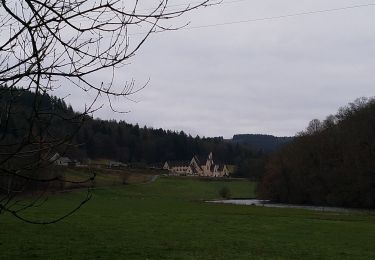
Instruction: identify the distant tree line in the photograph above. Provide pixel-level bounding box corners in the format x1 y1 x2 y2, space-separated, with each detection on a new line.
259 97 375 208
74 119 250 165
0 87 265 176
232 134 293 152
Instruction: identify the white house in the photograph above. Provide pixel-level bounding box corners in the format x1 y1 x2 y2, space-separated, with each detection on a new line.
163 152 230 178
49 153 78 166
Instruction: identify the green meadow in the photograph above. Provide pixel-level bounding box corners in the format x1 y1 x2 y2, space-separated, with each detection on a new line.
1 176 375 259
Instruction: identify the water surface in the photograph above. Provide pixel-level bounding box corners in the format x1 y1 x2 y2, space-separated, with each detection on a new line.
209 199 373 213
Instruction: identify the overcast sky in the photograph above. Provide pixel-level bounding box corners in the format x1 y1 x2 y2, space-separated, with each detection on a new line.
61 0 375 138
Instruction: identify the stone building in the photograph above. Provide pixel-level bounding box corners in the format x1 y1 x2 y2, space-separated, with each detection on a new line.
163 152 230 177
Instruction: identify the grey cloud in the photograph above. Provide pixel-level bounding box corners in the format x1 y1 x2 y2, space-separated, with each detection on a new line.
62 0 375 138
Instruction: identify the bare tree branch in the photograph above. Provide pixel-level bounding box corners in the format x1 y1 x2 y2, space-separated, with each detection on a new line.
0 0 214 224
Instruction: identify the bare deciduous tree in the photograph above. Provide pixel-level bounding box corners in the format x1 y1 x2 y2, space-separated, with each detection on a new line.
0 0 214 223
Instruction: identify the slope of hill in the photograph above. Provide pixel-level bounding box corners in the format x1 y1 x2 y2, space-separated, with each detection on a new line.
231 134 293 152
0 87 255 165
259 97 375 208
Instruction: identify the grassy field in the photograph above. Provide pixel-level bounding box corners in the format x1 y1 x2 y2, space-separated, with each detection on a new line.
53 166 164 189
1 176 375 259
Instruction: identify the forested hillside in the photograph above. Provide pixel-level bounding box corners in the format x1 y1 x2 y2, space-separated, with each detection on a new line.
74 119 249 164
259 97 375 208
0 87 257 166
231 134 293 152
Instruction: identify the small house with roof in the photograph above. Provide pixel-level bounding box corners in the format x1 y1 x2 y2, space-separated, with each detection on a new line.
49 153 79 167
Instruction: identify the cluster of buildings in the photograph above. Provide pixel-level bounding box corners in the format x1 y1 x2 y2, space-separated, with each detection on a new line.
163 152 230 177
49 153 127 168
49 152 232 178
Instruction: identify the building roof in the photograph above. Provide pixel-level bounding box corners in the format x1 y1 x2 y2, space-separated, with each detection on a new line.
192 155 206 165
166 161 190 167
49 153 60 162
217 165 226 171
49 152 73 163
190 165 200 174
164 152 229 176
190 163 202 172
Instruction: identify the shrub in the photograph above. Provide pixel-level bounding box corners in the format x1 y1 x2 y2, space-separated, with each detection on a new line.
219 186 231 199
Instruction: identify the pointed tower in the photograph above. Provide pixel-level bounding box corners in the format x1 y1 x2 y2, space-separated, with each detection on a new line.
205 152 214 175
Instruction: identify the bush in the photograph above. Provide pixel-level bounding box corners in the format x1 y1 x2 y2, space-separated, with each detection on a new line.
219 186 231 199
121 173 130 185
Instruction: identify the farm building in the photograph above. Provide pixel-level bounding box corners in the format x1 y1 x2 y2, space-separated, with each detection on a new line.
49 153 79 167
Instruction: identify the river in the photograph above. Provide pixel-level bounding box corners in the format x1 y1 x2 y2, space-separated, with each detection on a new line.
208 199 374 213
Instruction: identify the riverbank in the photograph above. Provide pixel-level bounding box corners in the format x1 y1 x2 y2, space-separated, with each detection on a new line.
208 199 375 214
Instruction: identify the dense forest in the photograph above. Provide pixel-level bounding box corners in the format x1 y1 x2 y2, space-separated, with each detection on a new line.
75 119 248 165
259 97 375 208
231 134 293 152
0 87 266 178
